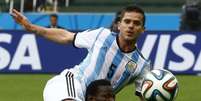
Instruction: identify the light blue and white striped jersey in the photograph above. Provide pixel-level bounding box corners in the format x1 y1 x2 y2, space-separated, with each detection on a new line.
73 27 150 94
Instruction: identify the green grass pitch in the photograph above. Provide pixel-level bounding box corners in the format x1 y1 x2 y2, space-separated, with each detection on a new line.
0 74 200 101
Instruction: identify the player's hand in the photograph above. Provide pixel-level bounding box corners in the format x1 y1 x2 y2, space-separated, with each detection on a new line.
10 9 32 31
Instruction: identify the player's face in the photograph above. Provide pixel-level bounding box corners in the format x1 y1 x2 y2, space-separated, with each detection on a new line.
50 16 57 26
94 86 115 101
118 12 144 42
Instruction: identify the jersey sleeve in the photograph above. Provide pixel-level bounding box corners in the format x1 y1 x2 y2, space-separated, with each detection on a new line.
73 27 106 49
134 64 151 96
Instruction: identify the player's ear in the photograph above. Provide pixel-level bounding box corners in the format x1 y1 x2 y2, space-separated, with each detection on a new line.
117 21 121 30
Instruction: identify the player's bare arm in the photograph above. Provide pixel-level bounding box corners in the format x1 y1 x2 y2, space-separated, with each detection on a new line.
10 9 75 44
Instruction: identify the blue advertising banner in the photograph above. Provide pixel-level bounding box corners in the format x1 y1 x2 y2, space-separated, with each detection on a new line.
0 30 87 73
0 30 200 74
138 31 201 75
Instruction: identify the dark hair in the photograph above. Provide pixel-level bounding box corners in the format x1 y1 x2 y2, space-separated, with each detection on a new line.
110 5 145 32
85 79 112 99
110 11 121 33
119 5 145 27
50 14 58 18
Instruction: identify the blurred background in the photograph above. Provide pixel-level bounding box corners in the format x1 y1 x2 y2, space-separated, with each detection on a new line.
0 0 191 12
0 0 201 101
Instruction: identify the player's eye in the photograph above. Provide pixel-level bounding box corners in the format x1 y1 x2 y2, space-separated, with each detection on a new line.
123 19 131 24
133 21 142 26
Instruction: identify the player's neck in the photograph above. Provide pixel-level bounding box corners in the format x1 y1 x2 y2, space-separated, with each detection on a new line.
117 35 136 53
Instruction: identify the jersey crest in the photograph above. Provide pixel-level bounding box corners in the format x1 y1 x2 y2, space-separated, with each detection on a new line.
125 60 137 74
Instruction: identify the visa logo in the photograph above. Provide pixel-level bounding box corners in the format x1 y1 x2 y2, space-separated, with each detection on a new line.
0 33 42 70
141 34 201 72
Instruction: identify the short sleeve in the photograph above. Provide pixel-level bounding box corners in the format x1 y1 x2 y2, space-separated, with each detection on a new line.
73 27 106 49
134 66 150 95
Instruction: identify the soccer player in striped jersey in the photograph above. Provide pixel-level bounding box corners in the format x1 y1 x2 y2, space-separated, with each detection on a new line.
11 5 150 101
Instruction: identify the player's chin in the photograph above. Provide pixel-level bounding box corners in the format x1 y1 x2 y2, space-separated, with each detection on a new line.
125 36 137 41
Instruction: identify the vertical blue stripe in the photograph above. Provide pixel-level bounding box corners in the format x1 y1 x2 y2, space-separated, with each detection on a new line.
113 68 131 93
91 28 105 51
107 49 124 80
87 34 116 85
78 28 105 81
132 48 150 77
77 52 92 80
131 50 139 62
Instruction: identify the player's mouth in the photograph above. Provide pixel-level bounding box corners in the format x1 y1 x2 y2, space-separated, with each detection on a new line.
127 31 134 35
